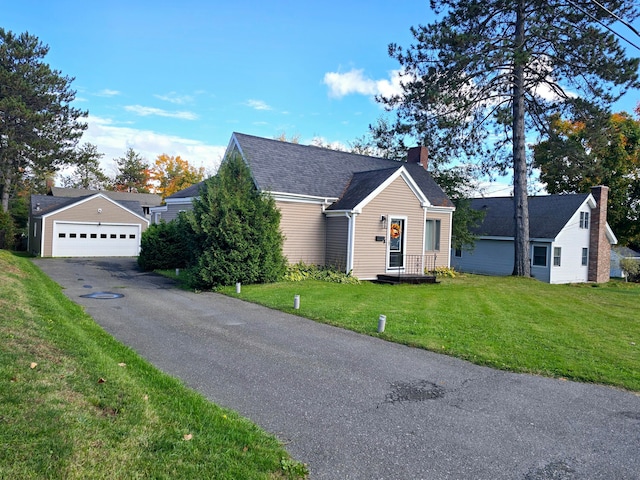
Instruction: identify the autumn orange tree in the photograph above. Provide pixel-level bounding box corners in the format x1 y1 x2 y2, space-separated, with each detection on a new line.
534 104 640 248
150 154 205 199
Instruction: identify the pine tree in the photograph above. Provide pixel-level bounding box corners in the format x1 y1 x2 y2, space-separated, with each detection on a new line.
61 143 109 190
113 148 151 193
379 0 639 276
0 29 87 211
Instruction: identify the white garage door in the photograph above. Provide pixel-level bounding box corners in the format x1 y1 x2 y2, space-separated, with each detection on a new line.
52 222 141 257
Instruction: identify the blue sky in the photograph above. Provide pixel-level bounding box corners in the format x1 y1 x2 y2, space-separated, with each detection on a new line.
3 0 639 194
3 1 431 175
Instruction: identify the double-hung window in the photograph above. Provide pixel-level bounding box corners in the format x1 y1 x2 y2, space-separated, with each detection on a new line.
425 219 441 251
580 211 590 229
553 247 561 267
582 248 589 266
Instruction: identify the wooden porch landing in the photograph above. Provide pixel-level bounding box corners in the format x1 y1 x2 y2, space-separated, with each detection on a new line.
376 274 438 285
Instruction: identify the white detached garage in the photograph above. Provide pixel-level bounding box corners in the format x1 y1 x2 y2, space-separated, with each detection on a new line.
29 193 150 258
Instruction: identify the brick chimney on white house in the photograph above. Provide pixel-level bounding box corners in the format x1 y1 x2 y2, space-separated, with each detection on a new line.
407 146 429 170
588 185 611 283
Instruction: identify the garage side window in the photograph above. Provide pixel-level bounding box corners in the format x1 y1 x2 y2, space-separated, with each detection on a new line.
58 233 66 238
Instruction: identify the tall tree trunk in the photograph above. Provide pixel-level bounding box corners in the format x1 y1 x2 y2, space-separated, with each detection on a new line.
1 175 11 213
512 0 531 277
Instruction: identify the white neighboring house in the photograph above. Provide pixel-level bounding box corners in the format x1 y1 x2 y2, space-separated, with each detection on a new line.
610 245 640 279
452 186 616 284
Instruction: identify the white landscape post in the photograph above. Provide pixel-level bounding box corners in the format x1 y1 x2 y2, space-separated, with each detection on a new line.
294 294 300 309
378 314 386 333
236 282 241 294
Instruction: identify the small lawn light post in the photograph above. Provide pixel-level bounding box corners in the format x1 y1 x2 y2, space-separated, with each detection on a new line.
378 314 386 333
294 294 300 310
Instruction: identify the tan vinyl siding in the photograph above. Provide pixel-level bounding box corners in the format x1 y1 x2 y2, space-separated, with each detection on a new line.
276 200 326 265
352 176 425 280
42 197 147 257
425 210 452 268
325 215 348 271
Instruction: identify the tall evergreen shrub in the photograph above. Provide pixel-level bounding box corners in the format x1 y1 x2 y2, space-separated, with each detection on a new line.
137 213 194 271
189 153 286 288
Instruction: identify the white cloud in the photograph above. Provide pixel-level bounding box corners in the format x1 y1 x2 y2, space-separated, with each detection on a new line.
80 115 225 178
245 99 273 111
96 89 121 97
323 68 405 99
124 105 198 120
154 92 194 105
309 136 348 151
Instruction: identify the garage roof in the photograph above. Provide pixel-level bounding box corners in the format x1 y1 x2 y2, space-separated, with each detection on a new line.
31 194 147 218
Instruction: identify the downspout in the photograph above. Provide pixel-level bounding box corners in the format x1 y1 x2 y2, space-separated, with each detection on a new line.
41 219 46 257
345 212 357 274
446 210 454 268
423 206 428 273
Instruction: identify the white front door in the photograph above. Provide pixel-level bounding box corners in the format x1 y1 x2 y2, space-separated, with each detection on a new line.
388 217 405 270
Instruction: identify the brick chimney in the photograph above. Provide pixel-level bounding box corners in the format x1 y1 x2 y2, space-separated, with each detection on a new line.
588 185 610 283
407 146 429 170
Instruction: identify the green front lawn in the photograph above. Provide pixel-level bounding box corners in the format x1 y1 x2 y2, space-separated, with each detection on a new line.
0 251 307 479
220 274 640 391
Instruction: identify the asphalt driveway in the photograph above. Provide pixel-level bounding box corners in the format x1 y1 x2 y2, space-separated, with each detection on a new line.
33 258 640 480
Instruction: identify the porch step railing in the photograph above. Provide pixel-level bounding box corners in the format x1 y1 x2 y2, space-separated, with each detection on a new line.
393 254 438 276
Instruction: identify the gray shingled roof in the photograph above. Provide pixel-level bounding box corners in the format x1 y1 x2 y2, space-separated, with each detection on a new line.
31 193 146 218
31 195 79 216
232 132 453 208
49 187 162 207
612 245 640 258
165 182 204 199
326 168 400 211
470 193 591 239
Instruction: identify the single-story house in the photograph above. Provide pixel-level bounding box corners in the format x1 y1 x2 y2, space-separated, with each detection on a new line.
451 186 616 284
28 188 160 257
610 245 640 279
153 132 456 281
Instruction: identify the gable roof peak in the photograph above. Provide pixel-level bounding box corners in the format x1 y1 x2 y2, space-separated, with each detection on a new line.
229 132 453 208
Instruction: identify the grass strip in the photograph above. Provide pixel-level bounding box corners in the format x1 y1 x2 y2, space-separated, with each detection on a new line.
219 274 640 392
0 251 307 479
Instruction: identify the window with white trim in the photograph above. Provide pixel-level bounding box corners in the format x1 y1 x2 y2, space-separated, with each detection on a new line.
553 247 561 267
580 211 590 229
425 219 441 251
582 248 588 266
